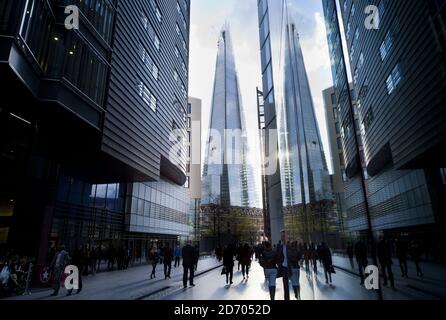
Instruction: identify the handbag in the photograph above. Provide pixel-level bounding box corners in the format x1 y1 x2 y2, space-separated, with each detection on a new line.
329 265 336 274
221 266 227 275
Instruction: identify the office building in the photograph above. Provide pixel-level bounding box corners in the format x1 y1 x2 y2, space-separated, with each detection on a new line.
257 0 337 244
323 0 446 256
0 0 192 273
201 25 263 246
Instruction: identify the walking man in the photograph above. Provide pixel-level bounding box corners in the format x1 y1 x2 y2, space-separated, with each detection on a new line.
320 242 334 285
277 230 291 300
223 244 235 285
67 245 84 295
182 240 195 288
409 240 424 277
194 245 200 272
355 240 368 285
347 243 355 269
377 237 395 289
288 241 302 300
163 243 173 279
50 245 70 296
396 239 409 278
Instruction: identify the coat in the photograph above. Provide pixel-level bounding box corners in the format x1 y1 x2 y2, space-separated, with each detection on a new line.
163 248 173 263
182 245 195 267
240 246 252 265
223 247 235 268
261 249 279 269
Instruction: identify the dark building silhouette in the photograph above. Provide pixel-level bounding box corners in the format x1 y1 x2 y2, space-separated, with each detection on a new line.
0 0 192 269
322 0 446 259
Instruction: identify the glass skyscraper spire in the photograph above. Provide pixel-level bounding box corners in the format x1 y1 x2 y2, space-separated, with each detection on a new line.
202 26 258 209
279 22 332 208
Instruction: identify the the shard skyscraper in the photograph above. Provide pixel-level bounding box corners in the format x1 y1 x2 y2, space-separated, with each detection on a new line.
257 0 335 243
280 22 332 207
201 26 258 209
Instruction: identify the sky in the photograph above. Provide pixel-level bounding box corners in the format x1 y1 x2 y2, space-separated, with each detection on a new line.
188 0 336 182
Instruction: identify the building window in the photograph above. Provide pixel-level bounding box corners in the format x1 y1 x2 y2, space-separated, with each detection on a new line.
176 1 187 30
353 67 359 86
139 42 159 80
182 62 187 77
150 0 162 22
386 63 402 95
350 28 359 60
350 3 356 20
176 23 188 55
346 22 351 40
141 13 160 50
137 81 157 112
362 107 375 133
378 0 386 20
335 122 341 134
174 70 179 82
380 31 393 61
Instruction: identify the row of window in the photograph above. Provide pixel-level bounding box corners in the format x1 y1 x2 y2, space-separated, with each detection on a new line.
137 81 157 112
176 1 187 31
150 0 162 23
59 0 116 43
174 46 188 77
174 5 188 99
141 13 161 50
138 42 159 80
176 23 188 55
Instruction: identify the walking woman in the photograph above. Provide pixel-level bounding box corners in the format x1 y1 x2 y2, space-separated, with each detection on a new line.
223 244 235 285
240 243 252 280
261 241 279 300
149 246 159 279
320 242 334 285
288 241 303 300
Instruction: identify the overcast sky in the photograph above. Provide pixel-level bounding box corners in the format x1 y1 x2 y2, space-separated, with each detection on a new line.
188 0 335 179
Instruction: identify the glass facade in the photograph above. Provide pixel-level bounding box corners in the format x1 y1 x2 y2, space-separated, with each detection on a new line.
51 174 126 255
14 0 115 107
201 27 259 209
279 23 332 207
126 180 191 238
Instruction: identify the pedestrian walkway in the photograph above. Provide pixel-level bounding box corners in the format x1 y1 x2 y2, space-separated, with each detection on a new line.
333 254 446 299
5 256 220 300
155 259 440 301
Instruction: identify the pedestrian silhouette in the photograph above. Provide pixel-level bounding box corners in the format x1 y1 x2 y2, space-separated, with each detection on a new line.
377 237 395 289
182 240 195 288
223 244 235 285
261 241 279 300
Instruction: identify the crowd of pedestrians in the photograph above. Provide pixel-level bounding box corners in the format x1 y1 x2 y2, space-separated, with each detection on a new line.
0 253 33 297
256 231 334 301
346 237 425 289
210 231 336 301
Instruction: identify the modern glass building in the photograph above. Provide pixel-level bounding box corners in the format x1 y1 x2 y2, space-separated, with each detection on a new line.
0 0 192 274
201 26 258 210
257 0 284 245
200 25 263 247
322 0 446 259
257 0 336 244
